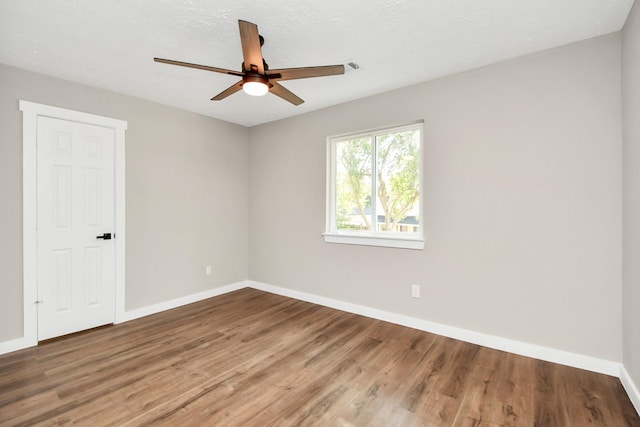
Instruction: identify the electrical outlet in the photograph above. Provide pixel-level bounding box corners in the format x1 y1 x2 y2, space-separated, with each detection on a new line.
411 284 421 298
205 265 212 276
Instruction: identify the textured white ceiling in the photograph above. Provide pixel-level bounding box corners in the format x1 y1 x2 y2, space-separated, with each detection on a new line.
0 0 634 126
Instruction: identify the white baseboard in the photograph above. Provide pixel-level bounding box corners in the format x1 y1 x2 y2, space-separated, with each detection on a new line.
247 280 621 377
118 281 247 323
621 365 640 415
0 336 35 356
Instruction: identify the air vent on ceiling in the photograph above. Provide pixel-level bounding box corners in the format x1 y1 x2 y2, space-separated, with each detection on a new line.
343 59 360 72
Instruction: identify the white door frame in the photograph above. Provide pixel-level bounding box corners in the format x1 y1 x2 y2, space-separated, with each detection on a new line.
21 100 127 346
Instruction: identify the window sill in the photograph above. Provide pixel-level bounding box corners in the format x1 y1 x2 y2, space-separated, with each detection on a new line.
322 233 425 250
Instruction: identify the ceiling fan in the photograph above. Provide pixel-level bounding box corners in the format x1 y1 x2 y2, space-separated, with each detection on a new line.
154 19 345 106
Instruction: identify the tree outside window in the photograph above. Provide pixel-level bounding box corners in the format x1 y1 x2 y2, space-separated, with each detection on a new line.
330 123 422 236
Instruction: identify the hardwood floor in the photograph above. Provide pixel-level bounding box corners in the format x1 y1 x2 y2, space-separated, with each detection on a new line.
1 288 638 426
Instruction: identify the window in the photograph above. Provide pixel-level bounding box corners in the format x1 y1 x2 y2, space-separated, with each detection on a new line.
324 122 424 249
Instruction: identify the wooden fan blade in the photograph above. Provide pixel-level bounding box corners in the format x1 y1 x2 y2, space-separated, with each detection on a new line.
154 57 244 77
238 20 264 74
268 65 345 81
270 82 304 106
211 80 244 101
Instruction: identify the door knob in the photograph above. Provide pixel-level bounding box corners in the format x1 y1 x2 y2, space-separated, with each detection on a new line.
96 233 112 240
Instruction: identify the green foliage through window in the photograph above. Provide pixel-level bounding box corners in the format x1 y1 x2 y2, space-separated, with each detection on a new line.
330 123 422 234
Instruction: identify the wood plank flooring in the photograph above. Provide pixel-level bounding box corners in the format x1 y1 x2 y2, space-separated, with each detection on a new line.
0 288 638 426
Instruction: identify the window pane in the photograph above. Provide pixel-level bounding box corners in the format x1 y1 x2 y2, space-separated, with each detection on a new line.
375 129 420 232
335 138 372 231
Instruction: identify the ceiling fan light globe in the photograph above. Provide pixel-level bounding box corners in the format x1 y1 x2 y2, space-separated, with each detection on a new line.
243 81 269 96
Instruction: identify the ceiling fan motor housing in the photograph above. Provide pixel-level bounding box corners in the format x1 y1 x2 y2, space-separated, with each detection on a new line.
243 73 271 88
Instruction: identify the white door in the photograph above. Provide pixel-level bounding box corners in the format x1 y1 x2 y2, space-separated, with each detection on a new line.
37 116 116 341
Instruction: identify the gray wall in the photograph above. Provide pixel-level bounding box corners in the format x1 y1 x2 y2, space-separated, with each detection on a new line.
0 63 249 342
249 34 623 361
623 0 640 387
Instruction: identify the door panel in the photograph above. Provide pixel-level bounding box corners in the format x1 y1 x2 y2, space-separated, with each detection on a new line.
37 116 116 341
52 249 72 312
